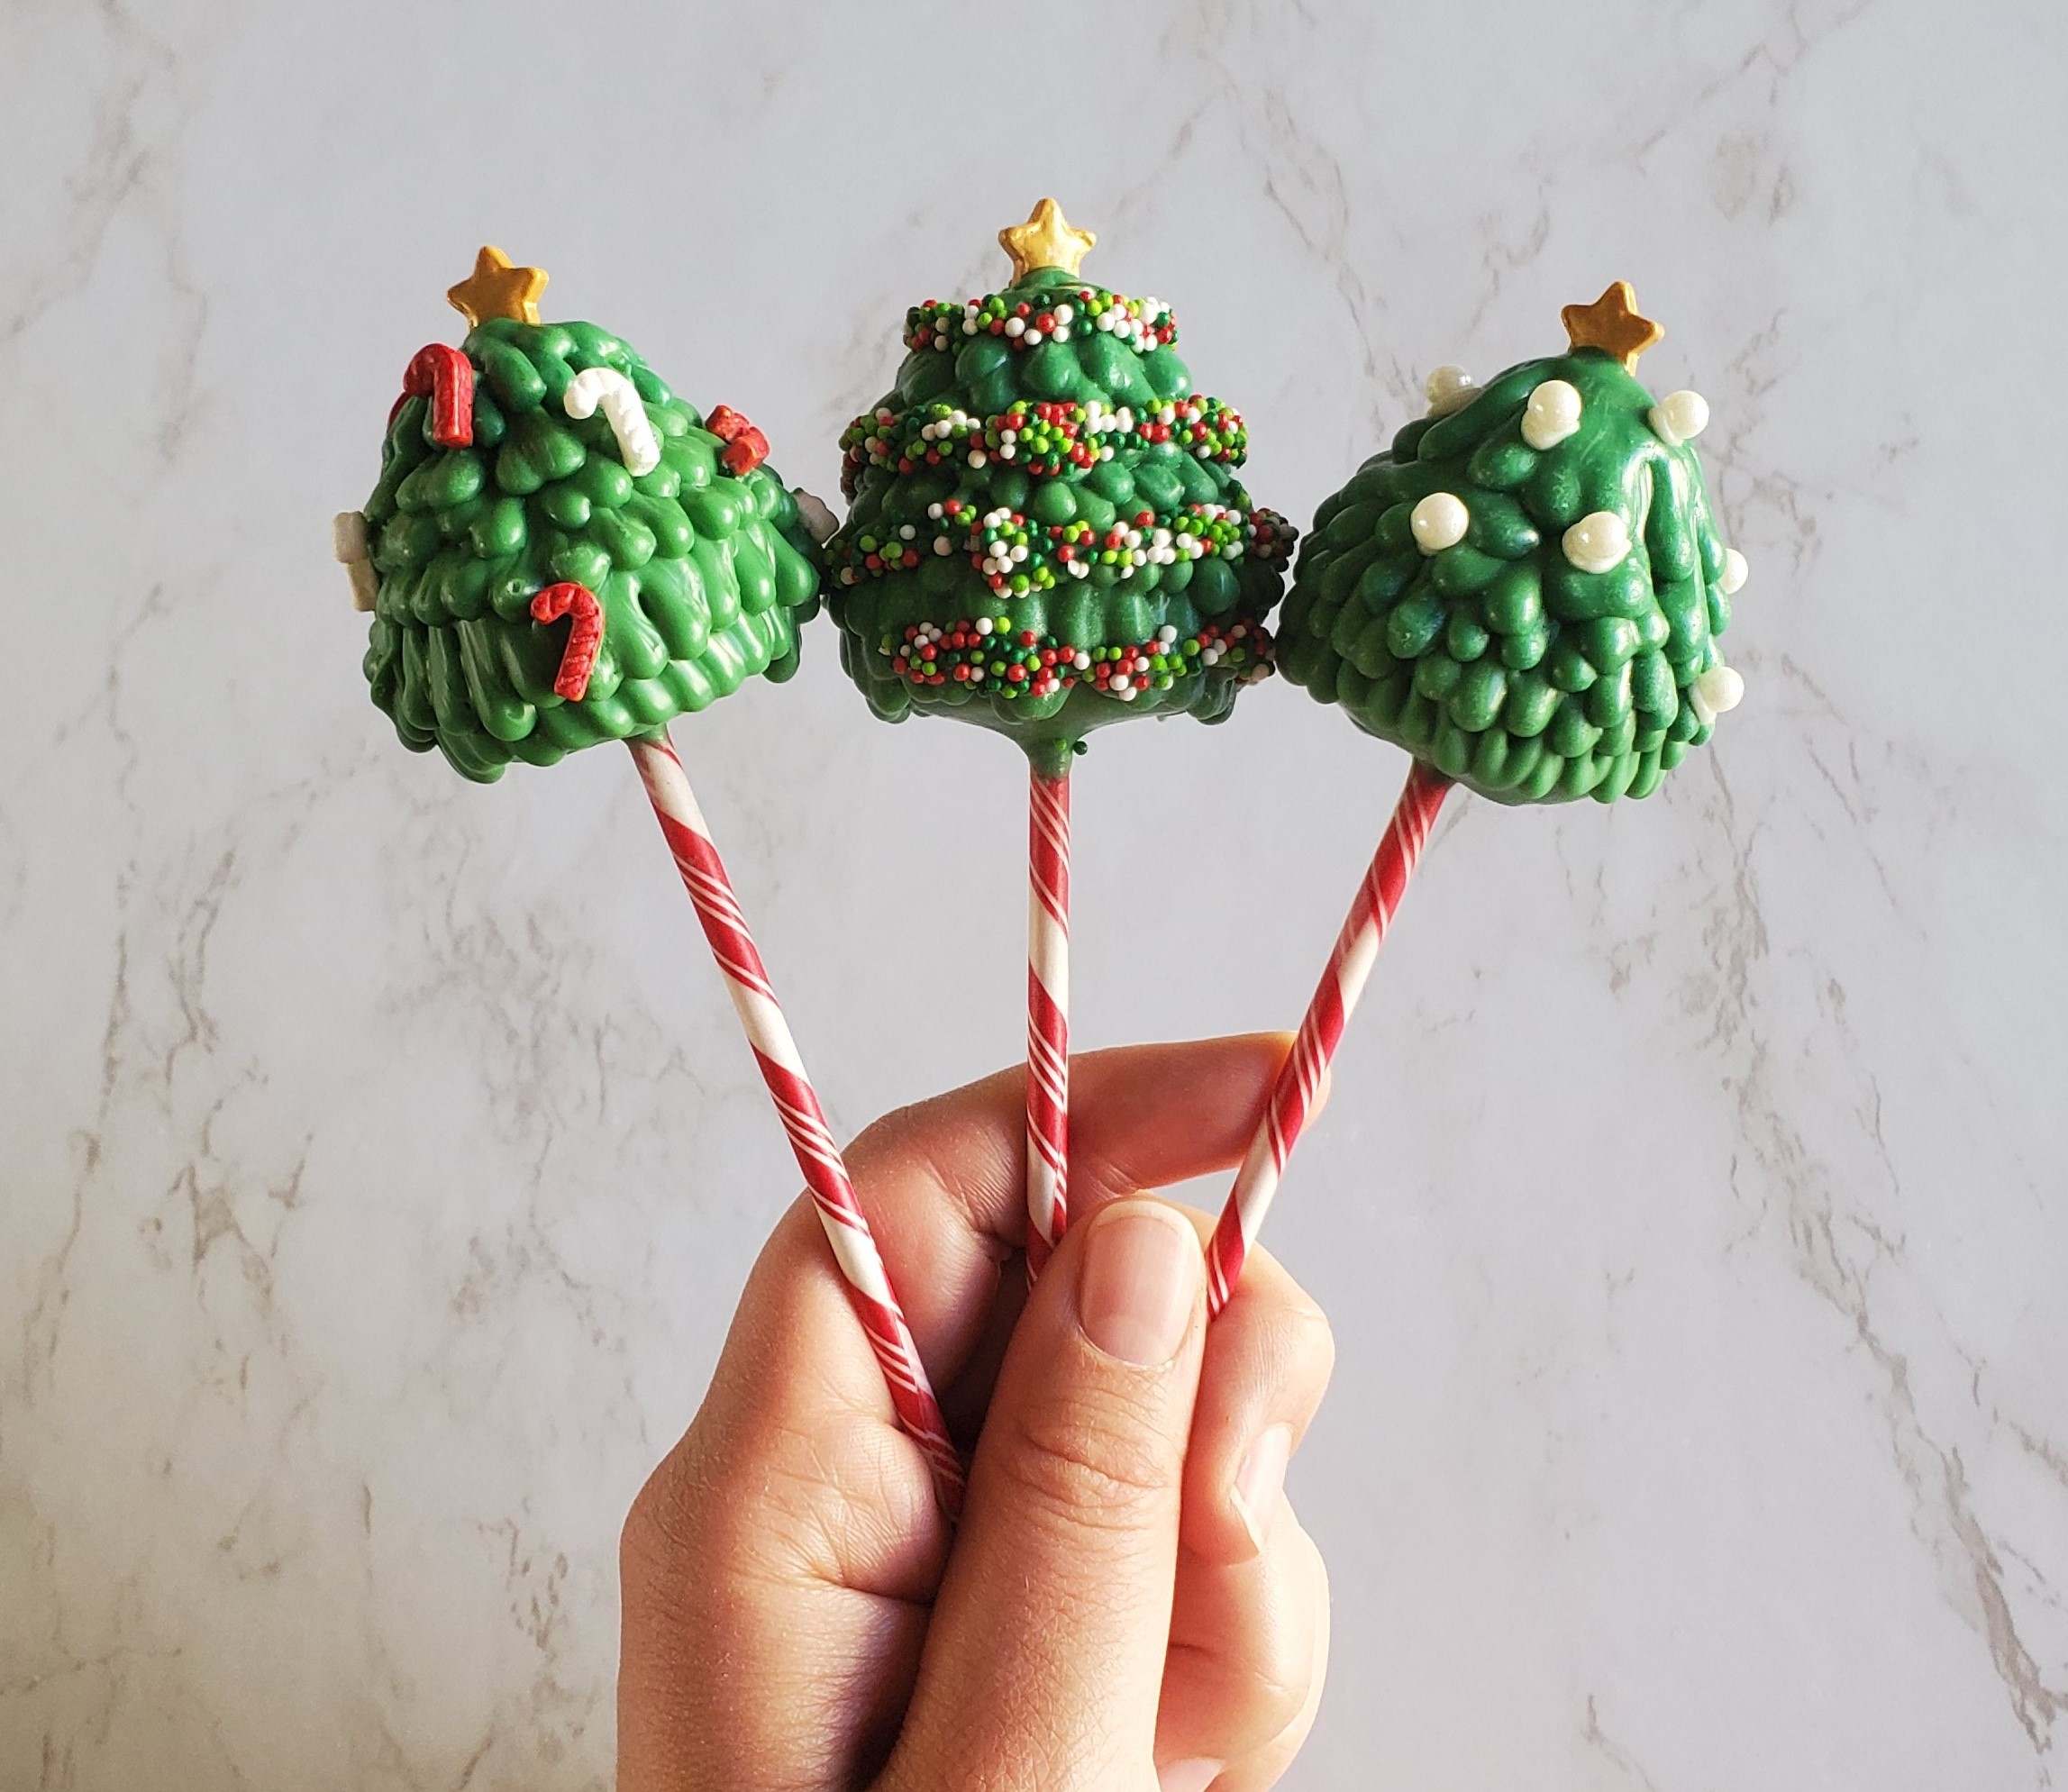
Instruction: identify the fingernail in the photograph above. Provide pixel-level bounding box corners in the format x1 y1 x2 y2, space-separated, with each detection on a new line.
1231 1424 1292 1553
1158 1759 1223 1792
1079 1204 1198 1367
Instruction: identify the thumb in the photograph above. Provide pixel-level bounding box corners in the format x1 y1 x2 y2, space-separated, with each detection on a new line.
888 1200 1205 1791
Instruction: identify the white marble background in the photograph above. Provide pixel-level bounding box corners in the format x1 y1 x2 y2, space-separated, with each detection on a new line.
3 0 2063 1786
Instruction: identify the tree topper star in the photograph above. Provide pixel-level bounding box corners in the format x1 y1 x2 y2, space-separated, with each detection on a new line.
998 198 1097 283
1561 281 1663 372
447 246 549 329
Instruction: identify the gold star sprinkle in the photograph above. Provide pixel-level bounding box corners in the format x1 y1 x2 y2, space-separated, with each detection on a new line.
1561 281 1663 372
446 245 549 329
998 198 1097 283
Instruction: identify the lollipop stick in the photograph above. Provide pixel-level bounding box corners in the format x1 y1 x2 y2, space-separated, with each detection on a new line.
1206 760 1453 1315
626 732 966 1518
1025 765 1071 1280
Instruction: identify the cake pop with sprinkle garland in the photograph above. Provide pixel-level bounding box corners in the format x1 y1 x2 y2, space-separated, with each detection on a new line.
827 199 1294 781
333 249 967 1517
1204 284 1753 1314
825 201 1296 1278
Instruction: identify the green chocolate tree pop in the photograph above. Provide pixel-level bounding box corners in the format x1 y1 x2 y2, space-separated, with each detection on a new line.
824 201 1297 1282
331 250 970 1517
1202 284 1754 1316
825 199 1294 783
1277 281 1747 803
339 247 824 784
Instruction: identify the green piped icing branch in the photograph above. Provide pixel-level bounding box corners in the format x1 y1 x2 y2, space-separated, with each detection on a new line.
1279 303 1749 805
825 203 1292 778
351 287 823 784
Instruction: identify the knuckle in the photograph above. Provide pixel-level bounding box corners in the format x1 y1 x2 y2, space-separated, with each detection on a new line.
1253 1289 1335 1405
1289 1296 1336 1385
1244 1643 1316 1742
621 1438 721 1578
996 1389 1181 1530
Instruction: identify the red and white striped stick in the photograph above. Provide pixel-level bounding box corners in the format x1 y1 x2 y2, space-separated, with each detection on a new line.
627 733 967 1517
1025 767 1071 1279
1206 759 1453 1315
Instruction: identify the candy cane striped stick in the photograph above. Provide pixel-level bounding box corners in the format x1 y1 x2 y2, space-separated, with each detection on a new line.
1025 767 1071 1279
1207 759 1453 1315
626 733 966 1516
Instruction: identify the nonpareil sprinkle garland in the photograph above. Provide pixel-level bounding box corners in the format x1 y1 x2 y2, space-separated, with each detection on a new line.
840 396 1249 498
880 615 1271 702
836 499 1293 596
904 287 1177 356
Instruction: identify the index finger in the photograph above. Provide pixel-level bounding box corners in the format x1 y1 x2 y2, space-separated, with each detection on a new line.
846 1032 1296 1387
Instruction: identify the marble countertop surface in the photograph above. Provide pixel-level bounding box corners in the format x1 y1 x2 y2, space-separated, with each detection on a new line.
3 1 2063 1786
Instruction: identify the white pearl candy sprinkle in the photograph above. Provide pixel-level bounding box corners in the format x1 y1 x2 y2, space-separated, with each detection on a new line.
1410 492 1470 553
1424 365 1477 418
1562 510 1632 574
1698 664 1745 714
1690 662 1746 725
1719 547 1749 594
1649 389 1711 448
1522 379 1582 450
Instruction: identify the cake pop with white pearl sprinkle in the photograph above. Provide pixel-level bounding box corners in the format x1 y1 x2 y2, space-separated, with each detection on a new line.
1278 281 1747 805
1203 284 1758 1315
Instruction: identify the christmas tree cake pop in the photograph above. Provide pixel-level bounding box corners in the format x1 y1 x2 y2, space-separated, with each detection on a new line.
824 201 1296 1280
341 246 824 784
1275 280 1746 805
333 250 967 1516
825 199 1294 783
1205 285 1754 1314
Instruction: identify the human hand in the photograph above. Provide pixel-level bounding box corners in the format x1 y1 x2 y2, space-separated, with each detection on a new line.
620 1035 1335 1791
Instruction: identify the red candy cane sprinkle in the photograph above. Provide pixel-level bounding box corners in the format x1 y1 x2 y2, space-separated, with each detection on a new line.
531 582 604 701
392 344 476 449
706 404 770 477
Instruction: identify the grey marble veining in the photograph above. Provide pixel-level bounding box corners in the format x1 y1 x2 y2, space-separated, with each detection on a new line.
3 1 2063 1786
